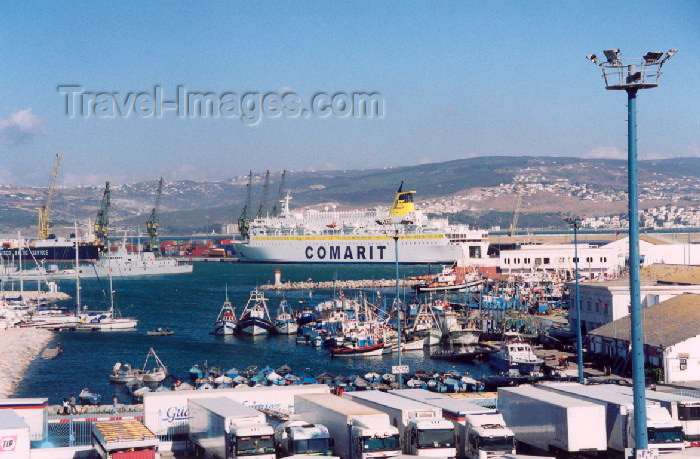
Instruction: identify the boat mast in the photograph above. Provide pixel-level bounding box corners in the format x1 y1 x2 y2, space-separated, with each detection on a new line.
17 231 24 295
74 221 81 311
108 237 114 317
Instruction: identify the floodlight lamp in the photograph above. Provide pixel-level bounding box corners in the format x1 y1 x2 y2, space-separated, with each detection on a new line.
603 48 621 64
586 54 599 65
666 48 678 59
643 51 664 64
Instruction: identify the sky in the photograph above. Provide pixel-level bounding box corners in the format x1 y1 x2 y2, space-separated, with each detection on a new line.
0 1 698 186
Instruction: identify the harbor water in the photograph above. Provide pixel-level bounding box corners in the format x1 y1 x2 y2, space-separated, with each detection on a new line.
13 263 493 404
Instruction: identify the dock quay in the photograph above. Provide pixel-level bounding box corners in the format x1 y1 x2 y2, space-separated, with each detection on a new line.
260 278 420 290
0 290 70 301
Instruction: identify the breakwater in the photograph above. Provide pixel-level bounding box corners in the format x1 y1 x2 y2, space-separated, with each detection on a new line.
260 278 420 291
0 328 53 397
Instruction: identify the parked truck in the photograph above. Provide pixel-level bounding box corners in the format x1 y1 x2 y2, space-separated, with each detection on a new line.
344 390 457 457
498 386 608 455
263 407 339 458
391 389 515 459
592 384 700 447
538 382 685 454
294 393 401 459
189 397 276 459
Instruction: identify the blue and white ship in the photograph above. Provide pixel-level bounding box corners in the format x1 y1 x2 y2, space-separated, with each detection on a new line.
213 290 238 335
238 289 274 336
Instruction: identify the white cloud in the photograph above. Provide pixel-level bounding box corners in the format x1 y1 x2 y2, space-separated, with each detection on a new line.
418 156 433 165
0 109 44 145
583 146 626 160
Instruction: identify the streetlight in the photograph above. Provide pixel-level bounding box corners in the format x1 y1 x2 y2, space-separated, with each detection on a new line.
564 216 584 384
587 48 677 454
393 228 403 389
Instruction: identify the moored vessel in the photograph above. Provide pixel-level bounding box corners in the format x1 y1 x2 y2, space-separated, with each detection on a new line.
238 289 274 336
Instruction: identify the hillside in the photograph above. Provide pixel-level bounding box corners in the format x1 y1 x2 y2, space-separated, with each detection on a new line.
2 156 699 234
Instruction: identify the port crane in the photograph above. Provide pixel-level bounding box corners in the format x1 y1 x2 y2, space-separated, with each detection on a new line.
256 170 270 219
37 153 63 239
508 193 523 237
271 170 286 217
145 177 163 254
93 181 111 246
238 171 253 239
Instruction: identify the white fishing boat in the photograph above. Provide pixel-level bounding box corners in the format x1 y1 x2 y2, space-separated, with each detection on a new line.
408 300 442 346
441 309 480 345
238 289 273 336
490 338 544 376
109 363 143 383
141 348 168 383
213 287 237 335
274 299 298 335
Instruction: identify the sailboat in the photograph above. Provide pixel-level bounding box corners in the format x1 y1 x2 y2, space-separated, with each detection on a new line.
213 286 238 335
77 229 138 331
274 299 298 335
238 289 273 336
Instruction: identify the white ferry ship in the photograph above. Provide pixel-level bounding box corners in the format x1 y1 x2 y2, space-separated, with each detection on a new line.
236 184 488 264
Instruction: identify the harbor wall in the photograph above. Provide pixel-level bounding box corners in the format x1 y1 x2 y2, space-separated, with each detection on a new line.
0 329 53 397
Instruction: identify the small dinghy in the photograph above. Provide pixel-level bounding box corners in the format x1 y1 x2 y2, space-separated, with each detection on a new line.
41 343 63 360
109 362 144 383
147 327 174 336
79 388 101 405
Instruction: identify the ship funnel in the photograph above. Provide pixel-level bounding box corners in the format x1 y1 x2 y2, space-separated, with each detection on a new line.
389 184 416 217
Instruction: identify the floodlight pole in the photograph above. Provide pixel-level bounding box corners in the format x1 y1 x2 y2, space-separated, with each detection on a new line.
566 217 585 383
626 86 648 451
394 230 403 389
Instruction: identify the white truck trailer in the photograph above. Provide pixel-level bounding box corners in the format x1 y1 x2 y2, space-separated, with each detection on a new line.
592 384 700 447
189 397 276 459
344 390 457 457
0 411 31 459
498 386 608 455
295 393 401 459
143 384 330 438
392 389 515 459
538 382 685 454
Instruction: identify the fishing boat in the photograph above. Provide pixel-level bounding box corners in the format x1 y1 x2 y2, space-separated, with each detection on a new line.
147 327 174 336
213 288 237 335
109 363 143 383
408 300 442 346
238 289 274 336
429 343 497 362
274 299 298 335
489 339 544 375
79 388 102 405
330 342 384 357
141 348 168 383
413 266 467 293
297 302 316 325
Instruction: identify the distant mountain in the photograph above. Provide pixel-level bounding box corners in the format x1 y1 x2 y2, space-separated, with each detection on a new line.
2 156 699 235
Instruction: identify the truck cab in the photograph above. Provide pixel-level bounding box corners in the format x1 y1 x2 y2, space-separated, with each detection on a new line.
230 424 276 458
274 420 337 458
351 422 401 458
464 413 516 459
631 406 685 453
405 418 456 457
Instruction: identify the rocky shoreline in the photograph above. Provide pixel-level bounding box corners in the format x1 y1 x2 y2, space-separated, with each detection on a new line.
0 328 53 397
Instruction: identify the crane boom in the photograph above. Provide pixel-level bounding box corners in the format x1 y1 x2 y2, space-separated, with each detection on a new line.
37 152 63 239
94 181 111 246
508 193 523 237
238 171 253 239
271 170 286 217
146 177 163 254
256 170 270 219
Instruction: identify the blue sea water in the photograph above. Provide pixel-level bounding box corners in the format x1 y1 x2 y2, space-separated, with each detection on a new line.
14 263 490 403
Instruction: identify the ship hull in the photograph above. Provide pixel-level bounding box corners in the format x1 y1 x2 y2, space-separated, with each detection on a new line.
1 244 101 261
237 237 464 264
274 320 298 335
214 321 237 335
239 317 273 336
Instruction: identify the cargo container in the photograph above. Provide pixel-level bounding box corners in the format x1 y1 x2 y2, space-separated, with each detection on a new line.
92 419 160 459
189 397 275 459
344 391 456 457
391 389 514 459
537 382 684 453
295 393 401 459
143 384 330 438
0 411 31 459
582 384 700 448
498 386 607 455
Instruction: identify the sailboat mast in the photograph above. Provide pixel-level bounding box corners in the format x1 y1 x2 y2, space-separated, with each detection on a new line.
108 239 114 315
74 222 81 311
17 232 24 295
